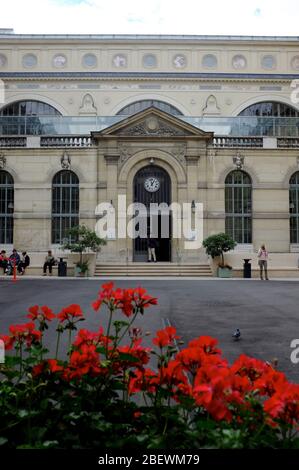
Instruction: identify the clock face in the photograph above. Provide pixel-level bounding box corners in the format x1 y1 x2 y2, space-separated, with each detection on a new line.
144 177 160 193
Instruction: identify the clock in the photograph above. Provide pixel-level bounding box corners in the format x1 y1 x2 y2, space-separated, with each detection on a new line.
144 177 160 193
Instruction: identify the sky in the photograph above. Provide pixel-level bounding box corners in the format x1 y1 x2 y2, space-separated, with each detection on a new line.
1 0 299 36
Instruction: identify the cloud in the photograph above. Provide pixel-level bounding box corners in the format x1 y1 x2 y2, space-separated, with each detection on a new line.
1 0 299 35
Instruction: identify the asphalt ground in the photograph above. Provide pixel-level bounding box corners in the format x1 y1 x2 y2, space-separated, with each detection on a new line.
1 278 299 382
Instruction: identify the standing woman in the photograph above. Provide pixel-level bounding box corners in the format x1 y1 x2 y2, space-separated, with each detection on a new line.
258 244 269 280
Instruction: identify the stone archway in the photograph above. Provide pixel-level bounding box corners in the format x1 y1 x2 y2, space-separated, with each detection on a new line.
133 165 172 262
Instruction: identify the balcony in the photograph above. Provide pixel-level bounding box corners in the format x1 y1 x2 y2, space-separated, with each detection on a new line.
0 116 298 148
0 115 298 137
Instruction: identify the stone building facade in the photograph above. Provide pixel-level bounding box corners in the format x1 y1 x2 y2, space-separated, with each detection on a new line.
0 32 299 275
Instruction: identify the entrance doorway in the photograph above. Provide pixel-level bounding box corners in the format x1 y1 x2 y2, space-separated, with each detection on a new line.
133 165 171 262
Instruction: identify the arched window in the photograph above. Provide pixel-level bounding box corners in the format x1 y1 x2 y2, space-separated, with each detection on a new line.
238 101 299 117
0 170 14 244
225 170 252 244
290 172 299 244
0 100 61 135
52 171 79 244
116 100 183 116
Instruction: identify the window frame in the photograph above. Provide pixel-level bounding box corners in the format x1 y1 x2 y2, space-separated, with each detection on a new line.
51 170 79 245
0 170 14 244
225 170 252 244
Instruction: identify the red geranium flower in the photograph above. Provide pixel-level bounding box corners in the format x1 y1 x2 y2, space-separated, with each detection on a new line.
264 383 299 427
152 326 179 348
57 304 84 323
0 334 15 350
116 339 151 369
92 283 157 317
27 305 56 322
188 336 221 355
65 343 102 380
231 354 268 382
254 368 287 397
128 367 158 395
6 322 42 348
73 327 110 349
32 359 63 377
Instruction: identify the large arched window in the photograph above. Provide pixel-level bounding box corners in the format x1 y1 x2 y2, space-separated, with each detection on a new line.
0 170 14 244
290 172 299 244
225 170 252 244
116 100 183 116
52 171 79 244
0 100 61 135
238 101 299 117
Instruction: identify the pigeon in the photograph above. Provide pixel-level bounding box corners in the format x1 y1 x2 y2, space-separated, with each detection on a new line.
232 328 241 341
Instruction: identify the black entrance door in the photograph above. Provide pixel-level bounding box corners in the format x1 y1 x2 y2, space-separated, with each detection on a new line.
133 165 171 262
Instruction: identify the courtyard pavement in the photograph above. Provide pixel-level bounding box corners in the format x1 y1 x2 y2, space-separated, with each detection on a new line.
1 277 299 382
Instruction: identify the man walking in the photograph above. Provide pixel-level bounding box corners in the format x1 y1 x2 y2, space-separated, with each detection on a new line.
147 238 157 263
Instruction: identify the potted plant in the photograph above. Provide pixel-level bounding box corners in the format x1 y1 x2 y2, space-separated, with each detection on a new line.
74 259 89 277
62 225 106 277
203 232 237 278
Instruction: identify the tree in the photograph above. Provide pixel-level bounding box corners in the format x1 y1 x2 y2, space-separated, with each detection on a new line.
62 225 106 272
202 233 237 267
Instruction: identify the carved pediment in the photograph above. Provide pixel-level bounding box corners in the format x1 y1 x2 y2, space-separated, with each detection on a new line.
92 107 213 140
115 116 189 137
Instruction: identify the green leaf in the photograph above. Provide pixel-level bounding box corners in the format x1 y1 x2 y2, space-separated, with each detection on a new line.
117 352 139 362
0 437 8 446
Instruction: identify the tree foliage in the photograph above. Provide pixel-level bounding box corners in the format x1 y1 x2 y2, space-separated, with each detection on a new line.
203 232 237 266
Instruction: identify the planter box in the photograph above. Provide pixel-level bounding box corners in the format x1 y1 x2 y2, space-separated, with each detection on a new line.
217 267 233 278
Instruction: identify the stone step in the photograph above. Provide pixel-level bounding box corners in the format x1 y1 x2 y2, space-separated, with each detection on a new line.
94 263 213 277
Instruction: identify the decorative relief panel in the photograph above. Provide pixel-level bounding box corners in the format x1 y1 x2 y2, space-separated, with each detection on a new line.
233 153 244 169
0 54 7 67
291 56 299 70
112 54 127 67
116 117 190 137
173 54 187 68
60 151 71 170
118 143 135 163
53 54 67 68
117 142 187 167
79 93 97 115
232 54 247 69
202 95 221 115
0 154 6 169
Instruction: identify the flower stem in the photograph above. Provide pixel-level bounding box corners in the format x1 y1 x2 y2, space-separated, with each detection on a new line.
105 307 114 358
55 331 61 359
68 328 72 353
117 309 139 346
19 343 23 376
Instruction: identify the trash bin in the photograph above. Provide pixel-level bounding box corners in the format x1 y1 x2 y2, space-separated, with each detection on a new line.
243 258 251 278
58 257 67 277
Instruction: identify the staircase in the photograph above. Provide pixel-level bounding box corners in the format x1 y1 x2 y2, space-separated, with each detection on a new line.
94 262 213 277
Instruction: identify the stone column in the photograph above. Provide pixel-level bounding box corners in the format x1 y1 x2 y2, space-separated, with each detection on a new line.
101 153 120 262
181 152 201 262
